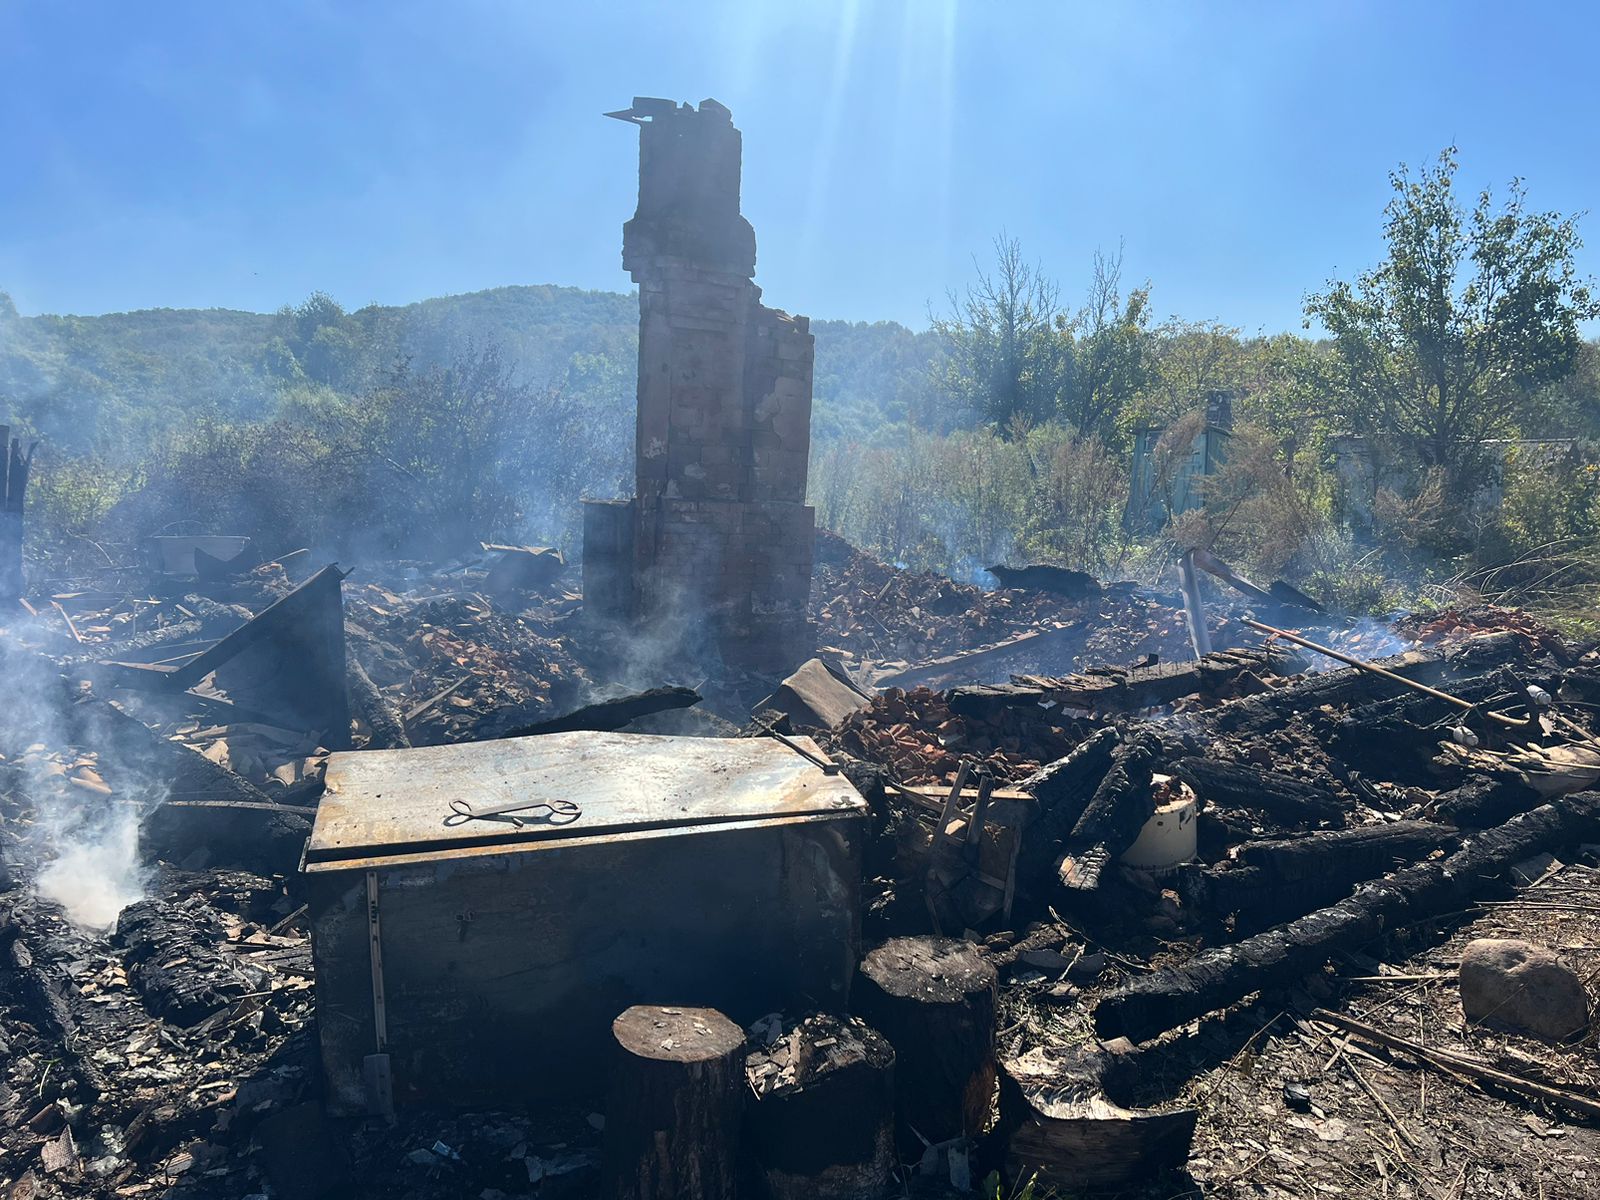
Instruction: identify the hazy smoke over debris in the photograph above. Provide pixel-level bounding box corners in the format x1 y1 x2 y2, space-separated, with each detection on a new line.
33 791 146 929
0 627 168 931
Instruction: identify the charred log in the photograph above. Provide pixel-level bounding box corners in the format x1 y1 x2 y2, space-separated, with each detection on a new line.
0 429 36 601
1177 820 1461 934
0 907 109 1099
1206 650 1448 737
68 620 206 672
1434 772 1543 828
949 648 1290 721
1094 791 1600 1043
115 896 271 1026
1014 728 1120 891
347 651 410 750
1330 671 1540 781
744 1014 895 1200
1057 731 1166 891
507 686 700 738
1170 757 1344 824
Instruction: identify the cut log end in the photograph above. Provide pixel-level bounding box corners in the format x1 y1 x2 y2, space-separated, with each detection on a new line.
858 935 997 1005
611 1005 744 1064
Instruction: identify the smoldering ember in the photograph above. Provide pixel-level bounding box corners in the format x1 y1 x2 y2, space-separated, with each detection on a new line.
9 96 1600 1200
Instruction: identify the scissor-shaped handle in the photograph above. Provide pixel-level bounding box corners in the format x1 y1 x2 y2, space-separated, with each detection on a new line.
444 798 582 828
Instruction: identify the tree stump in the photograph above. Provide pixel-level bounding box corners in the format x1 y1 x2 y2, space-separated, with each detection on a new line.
601 1006 745 1200
745 1013 895 1200
854 935 997 1145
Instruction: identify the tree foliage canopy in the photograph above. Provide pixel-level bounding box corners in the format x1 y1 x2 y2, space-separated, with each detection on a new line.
1305 147 1599 493
930 236 1067 433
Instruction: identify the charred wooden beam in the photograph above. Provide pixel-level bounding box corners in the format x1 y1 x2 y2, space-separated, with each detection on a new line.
68 690 274 808
1093 791 1600 1043
0 905 109 1098
1338 669 1521 732
1327 672 1525 784
66 624 206 674
872 624 1083 692
347 652 410 750
1433 772 1542 828
1169 757 1345 824
948 648 1289 722
1057 730 1166 891
1233 819 1458 875
1178 549 1212 658
115 896 272 1026
1250 619 1545 741
1014 728 1120 891
1205 649 1449 737
1177 820 1461 934
507 686 700 738
853 936 996 1146
0 427 37 602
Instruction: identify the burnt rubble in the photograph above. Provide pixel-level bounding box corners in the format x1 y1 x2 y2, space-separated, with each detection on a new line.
4 99 1600 1200
3 529 1600 1199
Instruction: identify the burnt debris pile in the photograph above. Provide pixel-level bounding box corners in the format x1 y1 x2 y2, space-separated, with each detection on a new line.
4 99 1600 1200
4 523 1600 1198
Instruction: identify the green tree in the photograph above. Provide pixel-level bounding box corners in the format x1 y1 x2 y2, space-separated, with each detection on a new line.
1060 246 1152 442
1306 147 1599 497
1136 318 1248 429
1526 337 1600 439
266 291 365 389
931 236 1067 434
1236 333 1334 485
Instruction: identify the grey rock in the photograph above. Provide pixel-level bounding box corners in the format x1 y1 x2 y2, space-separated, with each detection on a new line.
1459 938 1589 1042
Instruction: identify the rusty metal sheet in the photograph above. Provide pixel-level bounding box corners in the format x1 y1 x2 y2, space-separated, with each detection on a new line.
306 730 862 869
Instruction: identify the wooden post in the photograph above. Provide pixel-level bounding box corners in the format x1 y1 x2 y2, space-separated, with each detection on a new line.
601 1005 745 1200
0 428 34 603
745 1014 895 1200
853 935 997 1146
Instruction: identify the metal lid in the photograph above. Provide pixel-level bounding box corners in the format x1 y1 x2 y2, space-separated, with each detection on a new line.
304 730 864 870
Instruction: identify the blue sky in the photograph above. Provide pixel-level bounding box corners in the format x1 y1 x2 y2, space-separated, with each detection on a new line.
2 0 1597 333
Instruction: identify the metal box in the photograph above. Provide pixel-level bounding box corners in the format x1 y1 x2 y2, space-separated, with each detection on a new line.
304 731 866 1111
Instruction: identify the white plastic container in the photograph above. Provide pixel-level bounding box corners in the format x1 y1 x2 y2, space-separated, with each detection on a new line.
1120 774 1199 871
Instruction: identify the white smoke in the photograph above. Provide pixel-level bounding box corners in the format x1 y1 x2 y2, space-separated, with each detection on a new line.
1307 617 1415 673
0 625 167 932
34 805 146 931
